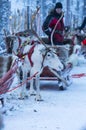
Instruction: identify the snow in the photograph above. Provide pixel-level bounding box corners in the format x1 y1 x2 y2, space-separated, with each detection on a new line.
1 63 86 130
0 0 86 129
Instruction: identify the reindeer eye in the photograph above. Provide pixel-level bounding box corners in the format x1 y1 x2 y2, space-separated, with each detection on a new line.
47 53 51 57
48 54 50 56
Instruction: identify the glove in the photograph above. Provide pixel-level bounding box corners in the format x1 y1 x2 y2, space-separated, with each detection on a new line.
44 28 51 36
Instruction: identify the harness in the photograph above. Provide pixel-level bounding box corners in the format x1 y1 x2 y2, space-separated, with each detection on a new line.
41 49 50 68
28 44 36 67
14 38 42 67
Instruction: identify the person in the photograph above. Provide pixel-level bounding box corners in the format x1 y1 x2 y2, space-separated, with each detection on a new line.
42 2 68 63
42 2 64 45
79 17 86 31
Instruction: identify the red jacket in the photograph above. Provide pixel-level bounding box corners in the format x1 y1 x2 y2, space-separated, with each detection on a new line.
42 10 64 44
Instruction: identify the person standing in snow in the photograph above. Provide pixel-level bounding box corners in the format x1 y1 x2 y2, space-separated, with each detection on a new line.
42 2 68 62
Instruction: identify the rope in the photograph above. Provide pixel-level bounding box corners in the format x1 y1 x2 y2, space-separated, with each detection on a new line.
0 72 38 95
72 73 86 78
8 72 38 92
0 71 85 95
0 76 14 95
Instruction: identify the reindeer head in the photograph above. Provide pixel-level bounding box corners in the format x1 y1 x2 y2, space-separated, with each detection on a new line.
41 47 64 71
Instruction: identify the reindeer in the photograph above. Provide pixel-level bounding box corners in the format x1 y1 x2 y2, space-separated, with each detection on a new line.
4 7 77 101
16 8 73 100
19 42 70 100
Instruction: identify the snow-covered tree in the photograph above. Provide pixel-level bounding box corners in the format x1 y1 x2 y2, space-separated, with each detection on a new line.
0 0 11 47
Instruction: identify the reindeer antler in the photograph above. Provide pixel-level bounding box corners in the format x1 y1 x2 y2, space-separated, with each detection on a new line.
31 7 48 48
31 7 40 29
51 12 64 46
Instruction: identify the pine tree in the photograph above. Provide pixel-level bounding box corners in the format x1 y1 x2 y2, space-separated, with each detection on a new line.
0 0 11 46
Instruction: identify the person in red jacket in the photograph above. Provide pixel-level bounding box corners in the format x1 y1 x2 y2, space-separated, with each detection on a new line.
42 2 69 63
42 2 64 45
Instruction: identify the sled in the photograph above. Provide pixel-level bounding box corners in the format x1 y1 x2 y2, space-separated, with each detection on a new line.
40 67 58 80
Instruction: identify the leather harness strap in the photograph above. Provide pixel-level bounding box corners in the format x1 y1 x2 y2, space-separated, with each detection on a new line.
27 45 36 67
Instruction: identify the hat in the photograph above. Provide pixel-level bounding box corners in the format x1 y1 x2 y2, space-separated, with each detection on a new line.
55 2 63 9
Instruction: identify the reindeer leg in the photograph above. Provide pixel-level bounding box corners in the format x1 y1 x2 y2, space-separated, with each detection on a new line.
29 78 36 96
35 74 42 101
48 67 69 90
29 69 36 96
20 68 28 99
0 98 4 107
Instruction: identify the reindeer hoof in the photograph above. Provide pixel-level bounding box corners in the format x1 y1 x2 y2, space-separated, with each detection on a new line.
58 86 66 90
30 93 36 96
19 93 29 100
18 97 25 100
58 81 67 90
35 95 43 101
29 90 36 96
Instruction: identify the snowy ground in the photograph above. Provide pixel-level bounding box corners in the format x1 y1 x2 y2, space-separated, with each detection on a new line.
1 63 86 130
